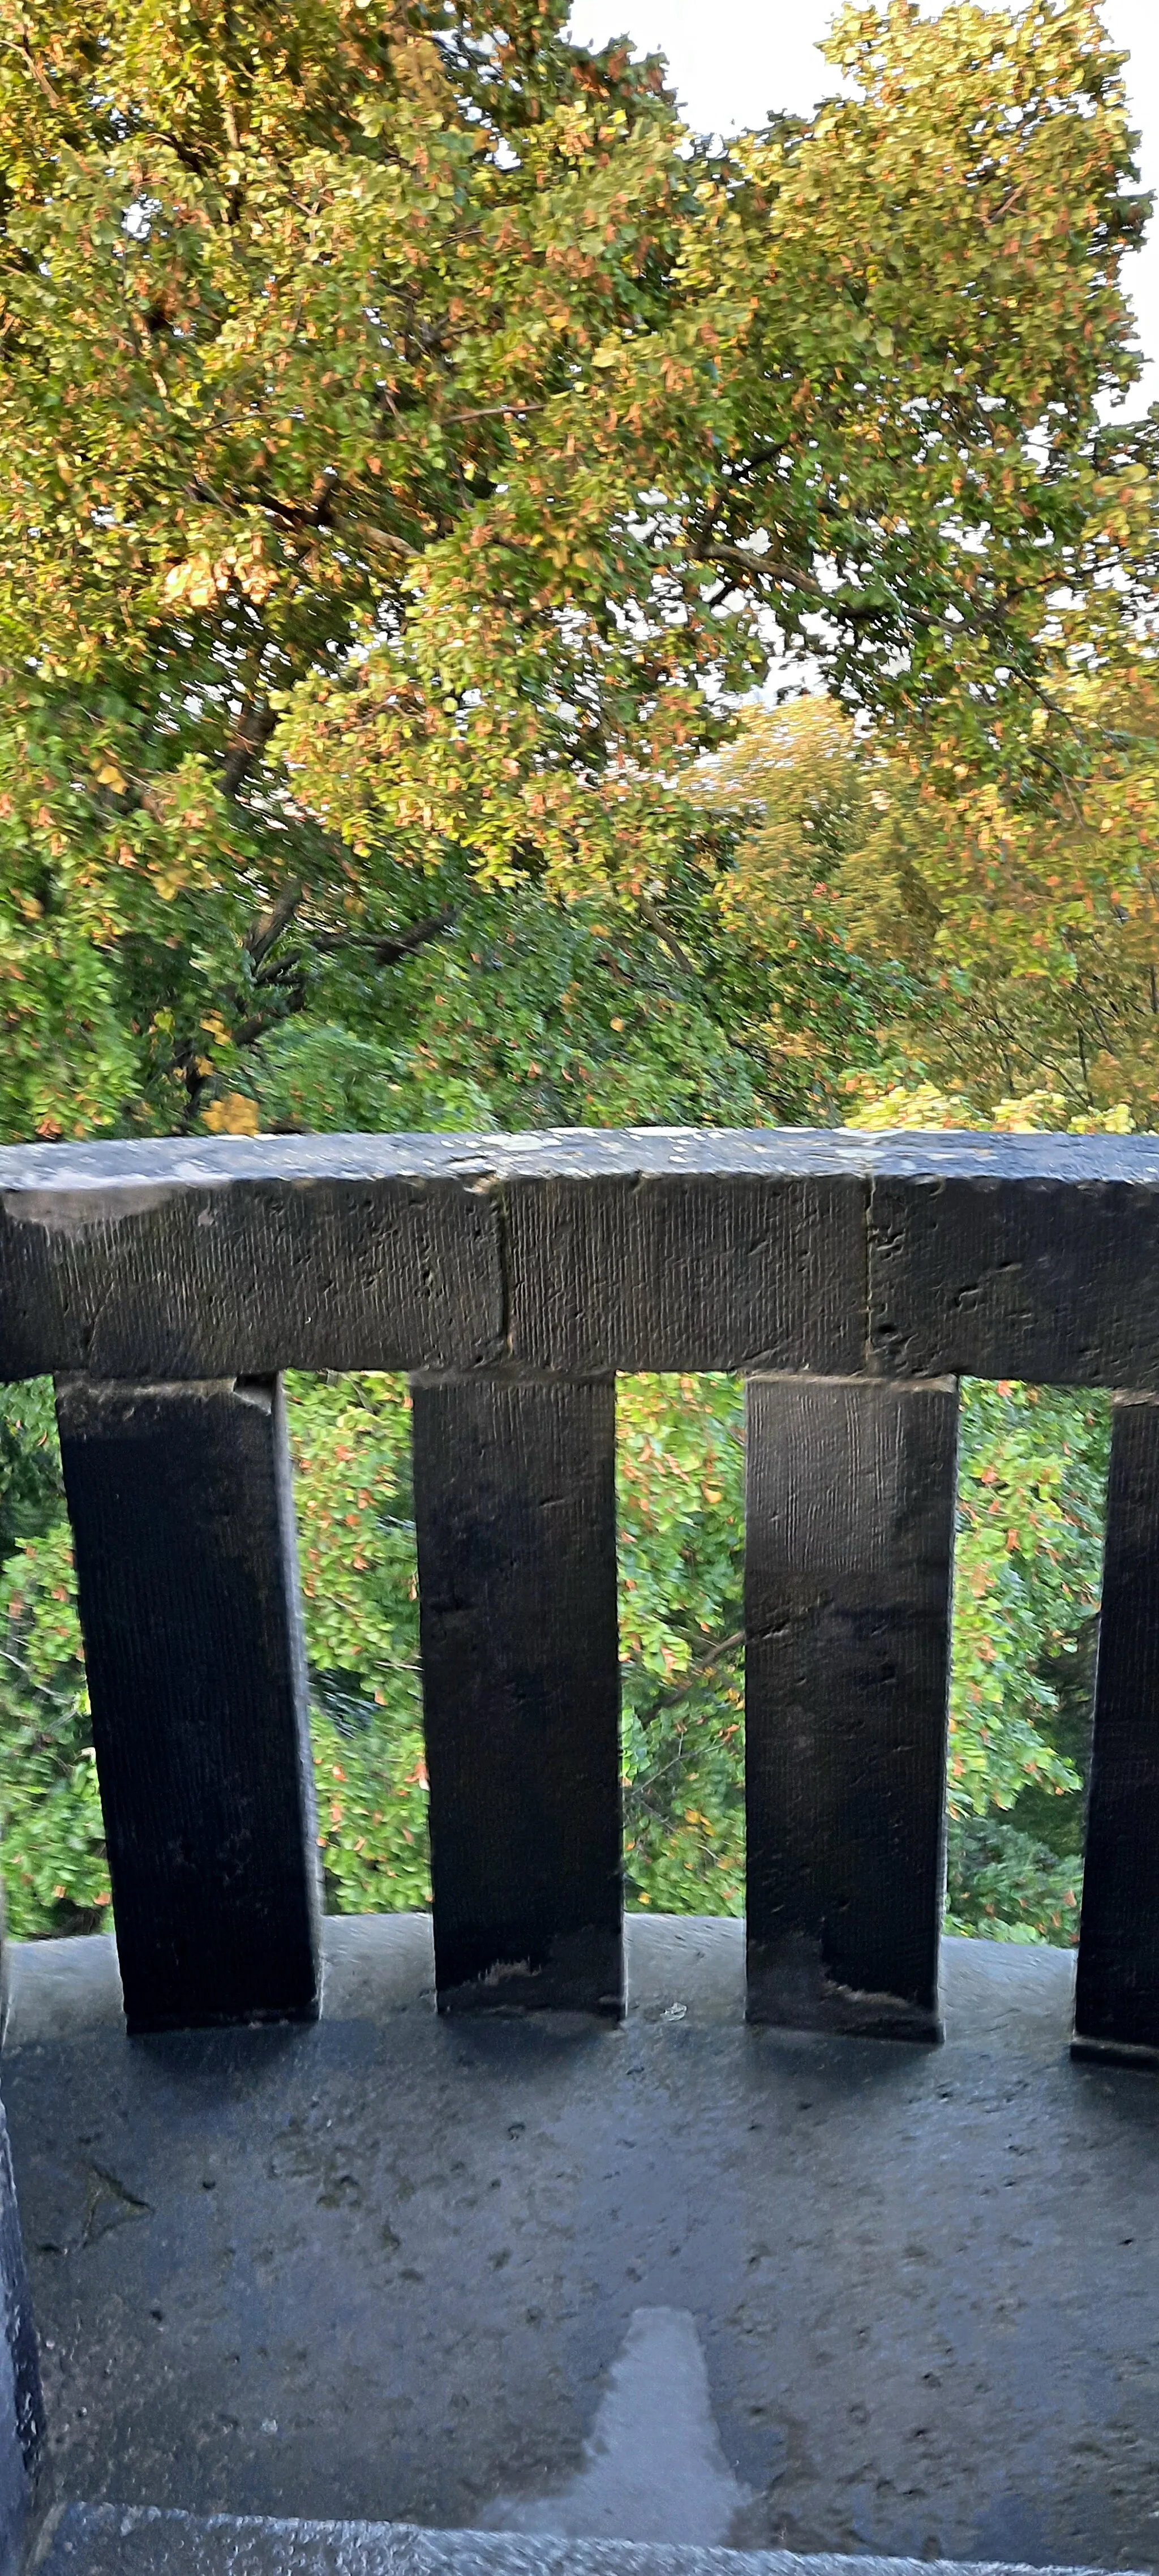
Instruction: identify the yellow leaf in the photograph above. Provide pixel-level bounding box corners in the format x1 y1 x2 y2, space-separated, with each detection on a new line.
203 1092 260 1136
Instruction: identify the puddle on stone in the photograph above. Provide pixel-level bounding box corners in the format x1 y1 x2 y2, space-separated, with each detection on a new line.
483 2304 753 2543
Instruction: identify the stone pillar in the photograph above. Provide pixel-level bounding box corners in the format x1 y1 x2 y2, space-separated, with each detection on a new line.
411 1374 622 2014
745 1374 959 2039
56 1376 320 2034
1074 1392 1159 2065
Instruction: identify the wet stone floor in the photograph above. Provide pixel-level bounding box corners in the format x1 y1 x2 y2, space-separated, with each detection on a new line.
3 1919 1158 2572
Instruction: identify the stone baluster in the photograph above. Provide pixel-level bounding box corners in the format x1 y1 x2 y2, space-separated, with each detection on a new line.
1074 1392 1159 2065
55 1376 320 2034
744 1374 959 2040
410 1374 622 2016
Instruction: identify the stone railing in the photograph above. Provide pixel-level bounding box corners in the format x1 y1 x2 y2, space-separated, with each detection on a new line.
1 1125 1157 2067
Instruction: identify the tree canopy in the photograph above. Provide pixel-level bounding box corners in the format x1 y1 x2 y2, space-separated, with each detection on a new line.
0 0 1152 1948
0 0 1150 1137
702 680 1159 1126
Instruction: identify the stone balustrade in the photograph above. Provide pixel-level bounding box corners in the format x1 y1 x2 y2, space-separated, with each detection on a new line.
0 1126 1150 2061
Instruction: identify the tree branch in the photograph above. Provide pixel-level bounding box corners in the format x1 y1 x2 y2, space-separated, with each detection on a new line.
441 401 546 425
246 877 304 968
231 911 456 1053
636 1631 745 1728
221 699 277 800
697 540 829 601
372 910 457 966
638 895 698 984
309 910 458 967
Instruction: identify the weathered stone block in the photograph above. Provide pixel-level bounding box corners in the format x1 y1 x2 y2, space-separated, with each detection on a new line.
411 1375 622 2014
55 1375 320 2033
503 1169 865 1374
0 1137 505 1380
745 1374 959 2039
866 1133 1159 1388
1074 1392 1159 2064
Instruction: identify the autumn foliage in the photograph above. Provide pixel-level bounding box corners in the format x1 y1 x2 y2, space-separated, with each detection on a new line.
0 0 1153 1939
0 0 1149 1134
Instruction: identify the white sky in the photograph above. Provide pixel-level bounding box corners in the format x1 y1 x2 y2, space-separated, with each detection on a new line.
566 0 1159 414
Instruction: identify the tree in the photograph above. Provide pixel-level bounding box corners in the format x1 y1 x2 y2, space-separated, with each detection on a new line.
705 672 1159 1126
0 0 1149 1138
0 0 1145 1945
945 1378 1106 1945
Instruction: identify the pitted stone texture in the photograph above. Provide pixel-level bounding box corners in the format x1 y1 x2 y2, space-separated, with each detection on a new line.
412 1378 622 2014
1074 1394 1159 2063
36 2505 1133 2576
56 1378 320 2034
744 1378 957 2038
0 2089 42 2576
6 1924 1159 2570
3 1125 1159 1381
0 1138 506 1382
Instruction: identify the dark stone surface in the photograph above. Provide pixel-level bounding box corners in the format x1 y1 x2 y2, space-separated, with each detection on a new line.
6 1920 1159 2571
866 1165 1159 1388
0 1155 505 1382
501 1173 865 1374
55 1378 320 2033
411 1379 622 2013
744 1379 958 2039
0 2090 42 2574
35 2503 1126 2576
1075 1395 1159 2064
5 1125 1159 1382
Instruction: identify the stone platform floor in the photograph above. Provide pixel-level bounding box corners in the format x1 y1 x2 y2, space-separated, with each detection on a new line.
3 1921 1158 2573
